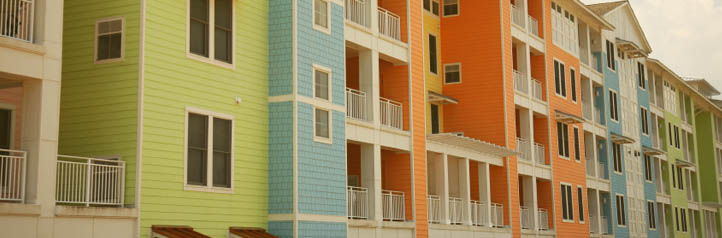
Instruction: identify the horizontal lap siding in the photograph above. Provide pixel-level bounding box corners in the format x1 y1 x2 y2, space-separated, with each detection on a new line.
60 0 140 205
409 0 427 236
140 0 269 237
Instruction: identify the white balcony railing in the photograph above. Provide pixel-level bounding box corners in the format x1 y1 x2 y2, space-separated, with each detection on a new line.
538 208 549 231
491 203 504 228
0 149 26 202
56 155 125 206
470 200 487 226
0 0 34 42
586 159 596 177
513 70 528 94
583 102 593 121
449 197 464 225
511 4 525 28
528 15 539 37
377 7 401 41
380 97 403 130
533 142 545 165
347 186 369 219
598 162 607 180
382 190 405 221
589 214 599 233
345 0 370 27
600 216 609 234
531 78 544 101
427 195 441 224
520 206 533 229
346 88 368 121
516 137 531 161
595 107 603 125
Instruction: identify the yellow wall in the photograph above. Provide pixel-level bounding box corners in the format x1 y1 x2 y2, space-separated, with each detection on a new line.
424 10 444 134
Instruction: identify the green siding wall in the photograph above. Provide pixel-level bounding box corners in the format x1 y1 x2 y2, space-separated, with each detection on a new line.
60 0 141 205
696 111 720 202
139 0 269 237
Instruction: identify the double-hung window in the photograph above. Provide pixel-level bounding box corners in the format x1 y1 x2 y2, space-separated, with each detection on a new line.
186 110 233 191
647 201 656 229
675 207 680 231
429 34 438 74
616 195 626 226
314 66 331 101
641 107 649 135
557 122 570 158
561 184 574 221
554 60 567 97
638 62 646 89
313 0 330 32
573 127 580 161
677 166 684 190
571 68 577 102
681 209 688 232
606 40 616 70
644 155 653 182
189 0 233 64
444 63 461 84
424 0 440 16
95 18 124 62
672 165 677 188
443 0 459 16
613 143 622 173
609 90 619 121
674 125 680 149
577 186 584 222
314 108 331 142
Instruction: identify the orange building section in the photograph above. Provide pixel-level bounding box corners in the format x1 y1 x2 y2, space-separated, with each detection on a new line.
407 0 427 237
382 151 413 219
537 179 554 229
0 87 23 150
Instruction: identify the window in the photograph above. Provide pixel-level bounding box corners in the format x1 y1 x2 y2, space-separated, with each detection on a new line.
668 122 673 146
573 127 580 161
675 207 680 231
431 104 440 134
677 167 684 190
424 0 439 15
638 62 646 89
644 155 653 182
429 34 438 74
444 64 461 84
674 125 680 149
554 60 567 97
609 90 619 121
613 143 622 173
186 111 233 190
641 107 649 135
681 209 688 232
443 0 459 16
0 109 12 150
314 66 330 100
570 68 577 102
314 108 331 141
313 0 329 31
561 184 574 221
424 0 430 11
189 0 233 64
577 187 584 222
672 165 677 188
551 2 578 55
95 18 123 62
557 122 569 158
606 40 616 70
647 202 656 229
616 195 626 226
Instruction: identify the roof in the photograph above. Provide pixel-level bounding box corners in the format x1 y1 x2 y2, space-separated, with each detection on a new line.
426 133 517 166
685 78 721 97
568 0 616 31
616 38 647 58
428 91 459 104
648 58 722 116
151 226 210 238
587 1 653 53
229 227 278 238
587 1 626 16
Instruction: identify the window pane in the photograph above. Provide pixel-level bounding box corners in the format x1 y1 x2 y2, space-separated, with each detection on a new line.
215 0 232 28
98 21 110 34
445 65 460 84
443 0 458 16
577 187 584 221
214 28 231 63
315 70 329 100
424 0 430 11
315 109 330 138
432 1 439 15
190 0 209 57
109 20 122 32
109 33 122 59
429 35 437 74
191 0 209 20
98 35 110 60
0 109 10 150
314 0 328 28
213 118 232 188
187 113 208 185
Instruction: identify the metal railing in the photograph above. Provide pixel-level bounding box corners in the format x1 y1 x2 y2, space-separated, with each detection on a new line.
520 206 533 229
346 88 368 121
531 78 544 101
586 159 596 177
347 186 368 219
511 4 525 28
449 197 464 225
538 208 549 230
600 216 609 234
533 142 545 165
382 190 405 221
598 162 608 180
528 15 539 37
427 195 441 224
516 137 531 161
56 155 125 206
595 107 603 125
513 70 528 94
589 214 599 233
583 102 593 120
377 7 401 41
0 0 34 42
345 0 370 27
491 203 504 228
380 97 403 130
0 149 26 202
470 200 487 226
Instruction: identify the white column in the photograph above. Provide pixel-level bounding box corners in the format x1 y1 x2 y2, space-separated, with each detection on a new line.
518 44 531 93
361 143 382 222
481 163 492 227
369 0 379 34
531 177 539 230
440 153 450 224
596 190 603 234
460 158 472 225
359 50 380 126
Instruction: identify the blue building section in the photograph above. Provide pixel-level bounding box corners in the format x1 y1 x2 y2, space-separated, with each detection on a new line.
637 64 658 238
269 221 295 238
298 221 347 238
269 102 295 214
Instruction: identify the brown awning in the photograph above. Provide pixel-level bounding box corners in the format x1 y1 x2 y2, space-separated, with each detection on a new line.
151 225 210 238
642 145 665 156
610 133 635 144
428 91 459 104
229 227 278 238
555 110 584 124
616 38 648 58
675 159 695 168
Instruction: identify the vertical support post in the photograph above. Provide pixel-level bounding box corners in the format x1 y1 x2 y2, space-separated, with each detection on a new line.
361 143 382 222
359 50 380 125
85 159 91 206
460 158 472 225
440 153 449 224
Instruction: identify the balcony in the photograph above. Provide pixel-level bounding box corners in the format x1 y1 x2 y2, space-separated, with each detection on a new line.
427 195 441 224
377 7 401 41
0 0 34 42
55 155 125 206
449 197 464 225
346 88 368 121
382 190 405 221
347 186 369 219
531 78 544 101
533 142 545 165
513 70 528 94
346 88 405 131
516 137 531 162
511 4 525 28
520 206 532 229
586 159 596 177
345 0 402 43
0 149 26 202
345 0 370 28
600 216 609 234
598 162 608 180
538 208 549 231
490 203 504 228
528 15 539 37
583 102 593 121
379 97 403 130
470 200 487 226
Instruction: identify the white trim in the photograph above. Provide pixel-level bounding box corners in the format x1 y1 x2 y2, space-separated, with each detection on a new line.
185 0 236 68
135 0 146 233
553 58 567 99
428 32 439 76
312 0 331 35
443 63 462 85
312 106 333 144
560 182 574 223
94 16 125 64
441 0 459 17
312 64 332 102
183 107 235 193
641 106 650 136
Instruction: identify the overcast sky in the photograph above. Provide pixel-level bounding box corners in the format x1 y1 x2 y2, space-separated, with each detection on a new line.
582 0 722 98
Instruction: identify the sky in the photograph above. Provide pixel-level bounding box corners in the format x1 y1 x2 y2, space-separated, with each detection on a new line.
582 0 722 98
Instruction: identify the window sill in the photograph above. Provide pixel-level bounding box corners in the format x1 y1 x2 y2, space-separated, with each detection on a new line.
184 185 233 194
313 24 331 35
186 52 235 70
561 219 574 223
95 58 124 64
314 136 333 145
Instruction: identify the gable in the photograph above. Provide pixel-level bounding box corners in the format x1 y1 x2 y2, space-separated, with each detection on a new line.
605 4 652 53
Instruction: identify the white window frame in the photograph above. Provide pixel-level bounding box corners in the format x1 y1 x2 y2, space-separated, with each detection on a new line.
313 106 333 144
647 200 657 230
606 40 616 72
616 194 627 227
443 63 462 84
424 0 440 17
609 89 619 122
638 62 647 91
94 16 125 64
186 0 236 68
612 143 623 174
183 107 235 193
644 155 653 183
577 185 585 224
312 64 332 102
561 182 574 222
312 0 331 34
554 59 567 99
557 122 570 159
442 0 459 17
641 107 649 136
